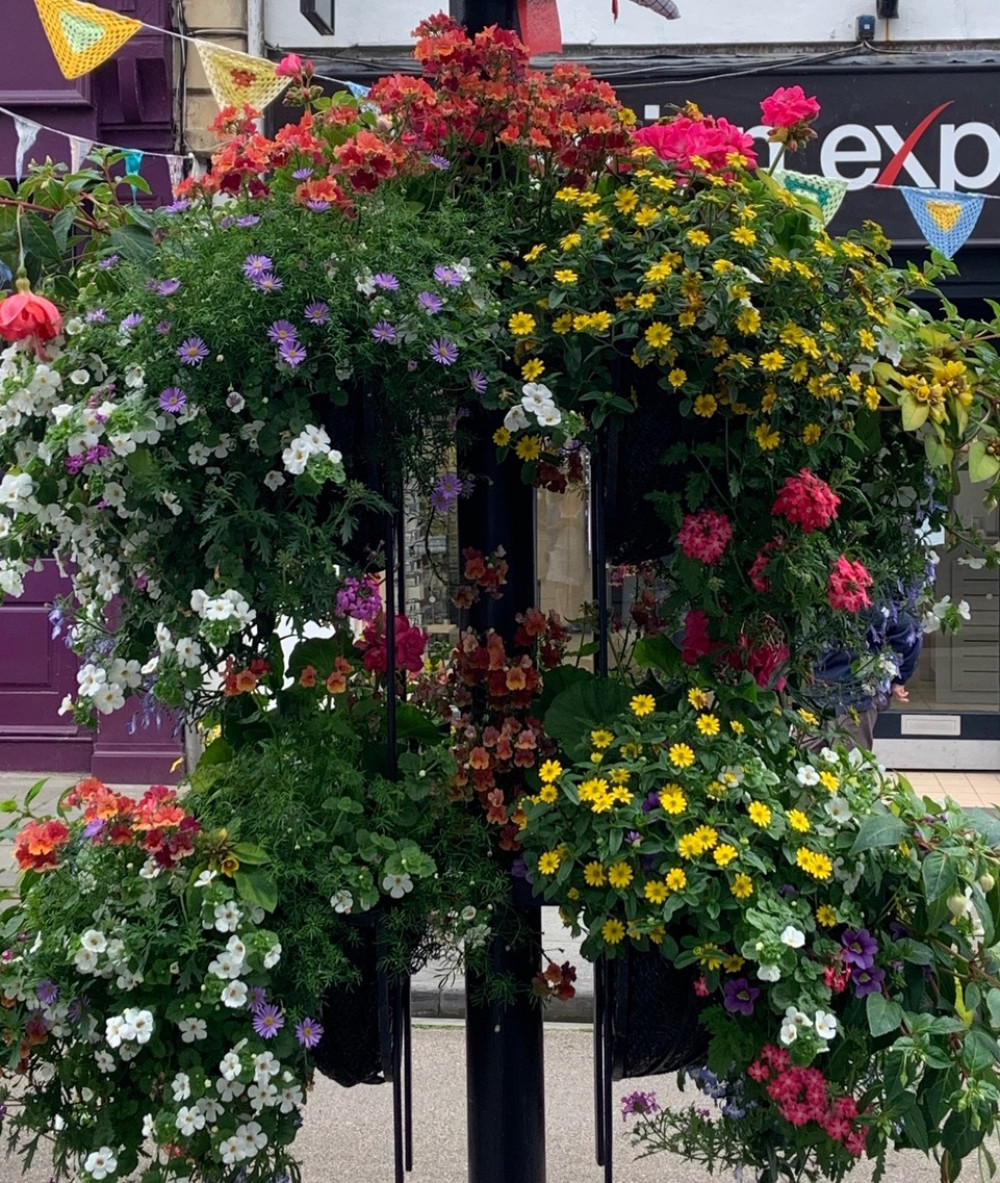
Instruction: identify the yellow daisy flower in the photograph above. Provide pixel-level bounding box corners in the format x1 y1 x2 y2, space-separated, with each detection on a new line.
787 810 811 833
584 862 606 887
659 787 687 814
669 743 696 769
630 694 656 717
644 880 669 904
492 426 511 447
539 759 563 782
665 868 687 891
515 435 542 461
538 850 561 875
521 358 545 381
731 873 753 899
508 311 536 336
816 905 838 927
554 269 578 285
590 729 614 749
713 844 738 867
538 783 558 803
748 801 771 827
696 713 720 737
645 322 673 349
608 861 634 889
602 918 626 944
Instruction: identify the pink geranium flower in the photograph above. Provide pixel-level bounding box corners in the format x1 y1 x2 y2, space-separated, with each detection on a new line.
827 556 873 612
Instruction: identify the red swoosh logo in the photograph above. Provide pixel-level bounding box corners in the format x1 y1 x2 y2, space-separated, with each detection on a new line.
876 101 954 186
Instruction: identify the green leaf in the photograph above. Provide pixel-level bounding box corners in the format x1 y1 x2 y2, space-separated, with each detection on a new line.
543 678 632 761
19 213 61 263
851 811 909 854
866 992 903 1037
633 633 684 679
196 737 233 770
922 849 959 905
901 395 930 432
229 842 269 866
233 867 278 913
986 987 1000 1028
967 440 1000 484
23 778 47 809
899 1101 931 1151
942 1110 986 1160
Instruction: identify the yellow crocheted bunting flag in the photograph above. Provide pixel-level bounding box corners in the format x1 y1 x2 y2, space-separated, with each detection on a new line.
33 0 142 80
195 41 291 112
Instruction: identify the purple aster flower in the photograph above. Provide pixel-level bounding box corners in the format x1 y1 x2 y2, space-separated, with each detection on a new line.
236 214 261 227
372 320 397 344
218 216 236 230
163 199 191 214
292 168 314 181
841 928 878 970
252 1004 285 1039
430 472 464 515
469 369 488 394
428 154 451 170
156 279 181 297
621 1091 659 1121
243 254 273 279
852 966 886 999
156 320 172 335
295 1017 324 1048
722 978 759 1016
158 387 187 413
247 986 268 1013
433 265 462 288
177 337 209 365
306 200 331 212
252 272 283 292
267 319 299 345
98 255 120 271
83 819 105 839
304 301 330 325
428 338 459 366
85 309 107 324
417 291 443 315
279 340 308 368
625 830 642 846
36 981 58 1006
119 312 144 333
66 997 89 1024
373 273 400 291
145 278 159 292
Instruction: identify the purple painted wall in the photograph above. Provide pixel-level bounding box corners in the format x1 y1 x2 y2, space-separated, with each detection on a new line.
0 0 181 781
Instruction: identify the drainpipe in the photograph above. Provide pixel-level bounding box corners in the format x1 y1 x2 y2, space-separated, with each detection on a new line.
247 0 265 61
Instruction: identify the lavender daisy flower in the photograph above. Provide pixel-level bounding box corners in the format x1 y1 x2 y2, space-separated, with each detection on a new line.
252 273 283 292
158 387 187 413
156 320 172 335
247 986 268 1013
433 265 462 288
85 309 107 324
372 320 397 344
163 199 191 214
292 168 314 180
417 291 443 315
295 1017 324 1048
145 278 160 292
243 254 273 279
98 255 120 271
156 279 181 297
304 301 330 325
119 312 144 333
428 154 450 170
252 1004 285 1039
279 340 308 367
373 273 400 291
430 473 464 514
428 338 459 366
306 200 331 212
236 214 261 227
469 369 488 394
36 981 58 1006
267 319 299 345
177 337 209 365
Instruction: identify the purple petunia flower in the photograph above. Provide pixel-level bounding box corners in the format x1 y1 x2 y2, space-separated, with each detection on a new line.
279 340 307 368
433 265 462 288
252 273 283 292
372 320 397 344
722 978 759 1016
163 199 191 215
252 1004 285 1039
267 319 299 345
621 1091 659 1121
430 472 464 515
156 320 172 335
427 154 451 171
641 790 661 814
373 273 400 291
177 337 209 366
428 338 458 366
417 291 443 315
119 312 144 333
156 279 181 297
86 309 107 324
852 966 886 999
158 387 187 413
295 1017 324 1048
36 981 58 1006
243 254 273 279
306 200 331 213
98 255 120 271
841 928 878 970
247 986 268 1013
236 214 261 227
469 369 488 394
304 301 330 325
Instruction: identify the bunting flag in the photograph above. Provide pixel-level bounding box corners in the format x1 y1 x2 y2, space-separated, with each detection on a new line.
899 187 987 258
345 82 370 99
195 42 291 113
68 135 93 172
517 0 563 53
775 169 849 227
623 0 681 18
13 116 40 181
122 149 144 197
32 0 142 80
166 154 187 191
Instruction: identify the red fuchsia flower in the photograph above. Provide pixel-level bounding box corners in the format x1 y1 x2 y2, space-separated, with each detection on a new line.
771 469 840 533
827 556 874 613
357 613 428 674
0 278 63 357
677 509 733 565
760 85 821 150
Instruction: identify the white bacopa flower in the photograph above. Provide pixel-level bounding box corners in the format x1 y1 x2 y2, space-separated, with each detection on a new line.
253 1051 280 1080
503 405 530 433
93 683 125 715
520 382 555 416
194 869 218 889
214 901 242 933
330 889 353 914
784 1006 812 1028
780 926 806 949
279 1083 304 1113
778 1020 799 1046
174 637 202 669
236 1120 268 1157
263 942 282 969
197 1096 224 1122
105 1014 129 1049
221 980 249 1008
124 1007 154 1044
161 491 183 517
219 1135 244 1164
248 1081 278 1112
263 469 285 491
820 747 839 765
74 947 99 974
535 403 562 427
175 1104 205 1135
382 873 414 900
824 796 852 825
217 1076 246 1103
80 929 108 954
83 1146 117 1180
814 1011 838 1040
219 1051 242 1081
757 964 781 982
795 765 820 787
282 441 311 474
142 1113 156 1140
187 441 211 466
226 390 246 412
94 1050 115 1074
178 1016 207 1043
171 1072 192 1101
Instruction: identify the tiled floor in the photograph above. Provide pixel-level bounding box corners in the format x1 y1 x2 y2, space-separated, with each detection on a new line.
901 770 1000 809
